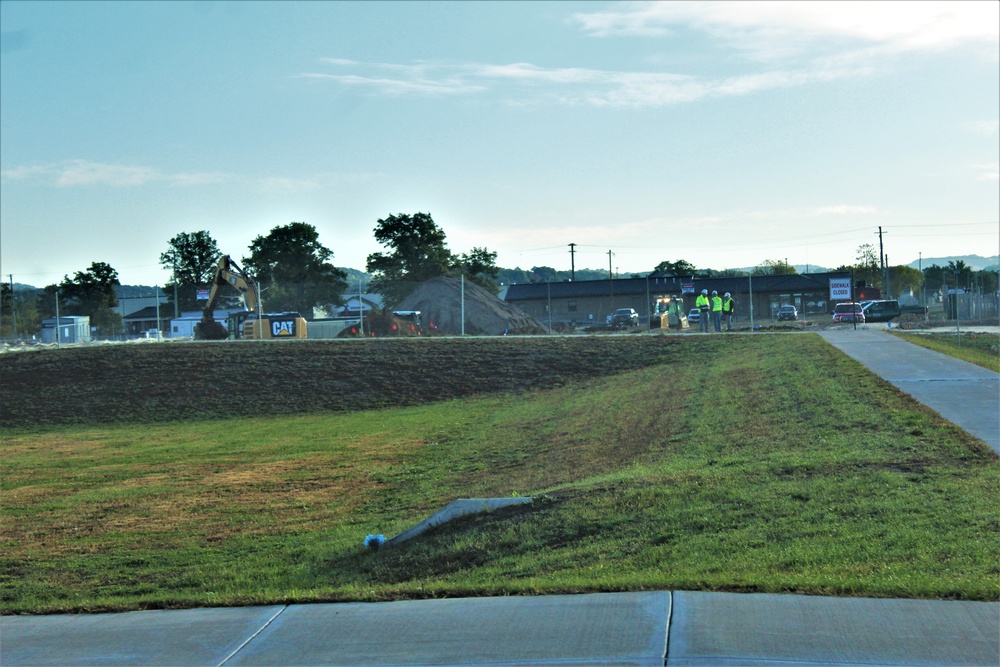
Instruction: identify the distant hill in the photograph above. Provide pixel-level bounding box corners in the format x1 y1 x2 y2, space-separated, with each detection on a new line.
907 255 999 271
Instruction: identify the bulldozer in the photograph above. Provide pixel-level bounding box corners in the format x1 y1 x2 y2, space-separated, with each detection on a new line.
194 256 307 340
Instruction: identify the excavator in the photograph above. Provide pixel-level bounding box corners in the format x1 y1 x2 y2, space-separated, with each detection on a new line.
194 256 307 340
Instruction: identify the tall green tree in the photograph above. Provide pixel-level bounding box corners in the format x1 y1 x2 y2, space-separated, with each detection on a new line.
654 259 698 276
366 212 455 307
160 231 223 312
243 222 348 317
754 259 797 276
887 265 924 300
854 243 881 288
56 262 122 335
454 247 500 295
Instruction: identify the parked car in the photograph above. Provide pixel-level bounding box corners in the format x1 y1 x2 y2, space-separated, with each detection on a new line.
776 305 798 321
688 308 701 324
832 302 865 324
609 307 640 329
861 300 901 322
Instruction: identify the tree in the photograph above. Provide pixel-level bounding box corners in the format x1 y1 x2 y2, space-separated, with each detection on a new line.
57 261 122 335
755 259 797 276
160 231 223 312
530 266 559 283
947 260 975 289
454 246 500 295
887 265 923 300
243 222 348 317
366 212 455 307
854 243 881 288
654 259 698 276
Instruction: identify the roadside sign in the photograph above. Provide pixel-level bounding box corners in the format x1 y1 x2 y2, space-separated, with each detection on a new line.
682 283 695 294
830 278 851 300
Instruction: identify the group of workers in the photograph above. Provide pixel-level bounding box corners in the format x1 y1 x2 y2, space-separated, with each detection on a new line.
695 289 735 333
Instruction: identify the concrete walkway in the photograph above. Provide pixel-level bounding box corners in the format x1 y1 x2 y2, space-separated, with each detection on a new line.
3 591 997 666
818 329 1000 452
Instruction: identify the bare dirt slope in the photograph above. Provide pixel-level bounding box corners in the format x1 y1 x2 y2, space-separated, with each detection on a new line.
0 336 694 428
397 276 547 335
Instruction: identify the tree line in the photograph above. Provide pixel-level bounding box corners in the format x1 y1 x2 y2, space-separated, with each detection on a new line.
2 222 996 339
0 213 503 337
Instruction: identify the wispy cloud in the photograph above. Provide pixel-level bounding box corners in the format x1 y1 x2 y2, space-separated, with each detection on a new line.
968 120 1000 137
299 58 871 107
973 162 999 181
571 1 999 58
812 205 878 216
1 160 230 187
1 160 381 191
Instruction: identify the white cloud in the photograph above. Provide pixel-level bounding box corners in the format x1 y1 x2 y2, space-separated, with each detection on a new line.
969 120 1000 137
0 160 231 187
300 58 872 107
54 161 157 187
812 205 878 215
572 1 999 56
973 162 1000 181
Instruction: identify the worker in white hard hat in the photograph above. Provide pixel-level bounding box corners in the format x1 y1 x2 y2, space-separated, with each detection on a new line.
722 292 735 331
711 290 723 332
695 289 711 332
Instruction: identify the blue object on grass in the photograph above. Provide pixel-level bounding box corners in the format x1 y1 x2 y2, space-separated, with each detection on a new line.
364 533 386 549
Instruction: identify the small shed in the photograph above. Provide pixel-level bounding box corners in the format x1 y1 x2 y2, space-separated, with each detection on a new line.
41 316 91 344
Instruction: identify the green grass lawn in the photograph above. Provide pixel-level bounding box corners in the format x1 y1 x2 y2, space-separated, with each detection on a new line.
889 332 1000 373
2 334 998 613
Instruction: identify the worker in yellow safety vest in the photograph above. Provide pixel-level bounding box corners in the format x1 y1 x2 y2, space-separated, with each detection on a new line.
695 289 711 332
722 292 735 331
711 290 723 332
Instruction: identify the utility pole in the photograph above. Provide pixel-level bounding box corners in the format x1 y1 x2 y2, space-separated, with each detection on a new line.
608 250 614 311
55 288 61 347
919 252 923 306
568 243 576 282
885 255 890 299
876 226 888 297
7 274 15 340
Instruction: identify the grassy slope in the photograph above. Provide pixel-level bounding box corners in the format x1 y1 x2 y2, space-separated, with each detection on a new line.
2 335 998 613
888 332 1000 373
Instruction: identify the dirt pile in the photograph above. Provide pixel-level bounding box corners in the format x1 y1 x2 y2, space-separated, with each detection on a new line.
396 276 546 335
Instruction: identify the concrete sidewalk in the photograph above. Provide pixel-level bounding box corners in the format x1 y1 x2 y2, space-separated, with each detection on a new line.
3 591 997 666
818 329 1000 453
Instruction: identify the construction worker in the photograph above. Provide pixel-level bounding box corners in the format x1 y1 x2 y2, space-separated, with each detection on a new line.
695 289 711 332
711 290 723 332
722 292 735 331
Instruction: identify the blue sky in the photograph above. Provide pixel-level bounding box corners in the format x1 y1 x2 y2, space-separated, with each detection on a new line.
2 0 998 287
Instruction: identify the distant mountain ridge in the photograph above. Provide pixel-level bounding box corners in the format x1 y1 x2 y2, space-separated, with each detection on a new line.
906 255 999 271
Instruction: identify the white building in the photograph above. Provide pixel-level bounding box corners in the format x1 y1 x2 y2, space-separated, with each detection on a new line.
169 309 246 338
41 316 91 344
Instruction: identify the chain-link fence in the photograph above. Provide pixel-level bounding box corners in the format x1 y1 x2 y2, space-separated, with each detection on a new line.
3 271 999 346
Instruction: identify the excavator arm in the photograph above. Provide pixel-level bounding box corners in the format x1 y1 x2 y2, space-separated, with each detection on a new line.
195 256 259 340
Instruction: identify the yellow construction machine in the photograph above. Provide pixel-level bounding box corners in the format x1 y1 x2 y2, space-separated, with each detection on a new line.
194 256 307 340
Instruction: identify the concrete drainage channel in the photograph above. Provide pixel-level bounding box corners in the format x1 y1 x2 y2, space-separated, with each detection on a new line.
383 496 534 547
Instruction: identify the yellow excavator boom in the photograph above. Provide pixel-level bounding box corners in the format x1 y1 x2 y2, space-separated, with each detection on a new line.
195 256 259 340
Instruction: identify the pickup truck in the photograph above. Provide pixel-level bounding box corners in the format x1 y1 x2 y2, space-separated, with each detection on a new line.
609 308 640 329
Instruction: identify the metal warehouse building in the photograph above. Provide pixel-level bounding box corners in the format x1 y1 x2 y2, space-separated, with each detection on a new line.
504 271 852 328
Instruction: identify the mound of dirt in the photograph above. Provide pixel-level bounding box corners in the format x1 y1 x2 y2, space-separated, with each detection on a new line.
396 276 546 336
